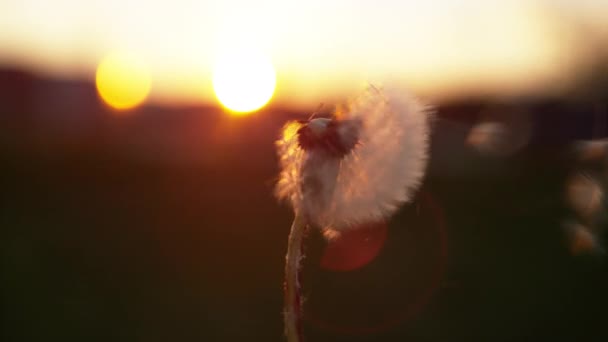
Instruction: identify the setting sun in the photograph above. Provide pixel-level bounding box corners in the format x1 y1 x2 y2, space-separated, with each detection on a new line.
95 52 151 111
212 48 276 114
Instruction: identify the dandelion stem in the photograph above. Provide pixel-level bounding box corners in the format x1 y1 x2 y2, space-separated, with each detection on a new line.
284 214 307 342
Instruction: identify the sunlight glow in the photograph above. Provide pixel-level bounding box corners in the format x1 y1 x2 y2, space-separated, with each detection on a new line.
212 47 276 114
95 52 151 111
2 1 607 106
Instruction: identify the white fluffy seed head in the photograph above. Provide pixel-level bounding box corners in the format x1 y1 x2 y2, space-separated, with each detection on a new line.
275 86 432 233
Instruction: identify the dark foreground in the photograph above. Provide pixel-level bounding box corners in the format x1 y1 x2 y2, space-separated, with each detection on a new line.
1 70 608 341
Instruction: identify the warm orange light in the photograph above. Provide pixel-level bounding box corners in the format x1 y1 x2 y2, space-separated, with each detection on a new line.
212 47 276 114
95 52 151 111
282 121 302 141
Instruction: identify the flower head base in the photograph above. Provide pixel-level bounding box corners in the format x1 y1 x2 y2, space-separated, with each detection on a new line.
276 86 432 233
297 118 361 157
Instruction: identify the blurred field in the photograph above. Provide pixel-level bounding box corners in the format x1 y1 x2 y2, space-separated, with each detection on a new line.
1 68 608 341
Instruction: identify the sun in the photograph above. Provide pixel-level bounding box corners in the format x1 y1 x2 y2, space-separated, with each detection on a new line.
96 52 151 111
212 47 276 114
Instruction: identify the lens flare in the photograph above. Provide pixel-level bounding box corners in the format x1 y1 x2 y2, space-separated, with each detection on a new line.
309 191 448 334
320 221 388 272
95 52 151 111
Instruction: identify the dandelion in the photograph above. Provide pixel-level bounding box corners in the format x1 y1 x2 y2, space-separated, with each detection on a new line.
275 86 432 341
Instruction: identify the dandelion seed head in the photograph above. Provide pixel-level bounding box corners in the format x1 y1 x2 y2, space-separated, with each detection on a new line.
276 86 432 232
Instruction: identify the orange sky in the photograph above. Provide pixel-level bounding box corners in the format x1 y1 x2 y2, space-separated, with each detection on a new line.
1 0 607 108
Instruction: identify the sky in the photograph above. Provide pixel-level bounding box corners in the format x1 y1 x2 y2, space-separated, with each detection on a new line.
1 0 607 108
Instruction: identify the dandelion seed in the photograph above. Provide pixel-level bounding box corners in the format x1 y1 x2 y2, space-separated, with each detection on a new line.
276 86 432 341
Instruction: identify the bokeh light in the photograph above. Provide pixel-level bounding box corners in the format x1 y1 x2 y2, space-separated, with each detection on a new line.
576 139 608 162
95 52 151 111
467 107 532 157
567 173 603 221
212 47 276 114
564 221 602 255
